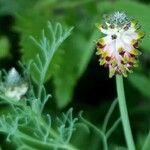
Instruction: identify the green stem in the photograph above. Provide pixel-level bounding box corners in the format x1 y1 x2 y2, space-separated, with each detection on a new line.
79 113 108 150
17 131 78 150
103 136 108 150
116 75 135 150
102 99 118 133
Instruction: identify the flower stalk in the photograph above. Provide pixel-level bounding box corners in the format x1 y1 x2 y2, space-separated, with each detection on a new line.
116 75 135 150
96 11 145 149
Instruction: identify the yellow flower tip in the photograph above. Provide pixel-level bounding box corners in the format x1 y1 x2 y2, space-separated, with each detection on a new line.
123 55 129 63
99 38 105 45
130 49 140 56
137 31 145 39
96 51 101 55
99 59 106 65
129 57 136 63
131 20 139 29
111 59 117 67
109 68 115 78
101 51 109 58
118 47 124 53
96 40 105 49
131 39 137 45
131 20 138 25
95 23 101 29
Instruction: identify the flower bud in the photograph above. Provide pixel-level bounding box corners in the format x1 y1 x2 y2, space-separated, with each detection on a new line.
4 68 28 100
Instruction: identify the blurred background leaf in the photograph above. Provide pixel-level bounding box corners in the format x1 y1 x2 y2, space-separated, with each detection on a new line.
0 36 10 58
128 73 150 99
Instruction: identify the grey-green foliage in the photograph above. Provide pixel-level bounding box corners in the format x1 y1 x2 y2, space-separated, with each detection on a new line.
57 108 78 144
0 22 78 150
28 21 73 113
80 99 121 150
11 0 97 108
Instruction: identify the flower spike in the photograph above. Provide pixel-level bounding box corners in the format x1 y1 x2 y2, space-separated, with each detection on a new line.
96 11 144 77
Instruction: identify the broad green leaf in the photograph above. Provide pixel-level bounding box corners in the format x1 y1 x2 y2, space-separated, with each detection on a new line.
128 73 150 98
0 0 37 15
0 36 10 58
0 0 57 15
53 30 99 108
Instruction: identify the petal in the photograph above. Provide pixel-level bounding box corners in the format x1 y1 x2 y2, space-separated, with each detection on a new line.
104 40 116 55
99 24 117 35
116 39 125 52
103 35 112 45
123 43 133 52
122 35 132 44
137 31 145 39
121 33 138 44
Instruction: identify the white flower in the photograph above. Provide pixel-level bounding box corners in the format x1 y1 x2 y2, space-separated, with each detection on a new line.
96 12 144 77
5 83 28 101
6 68 21 85
4 68 28 100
